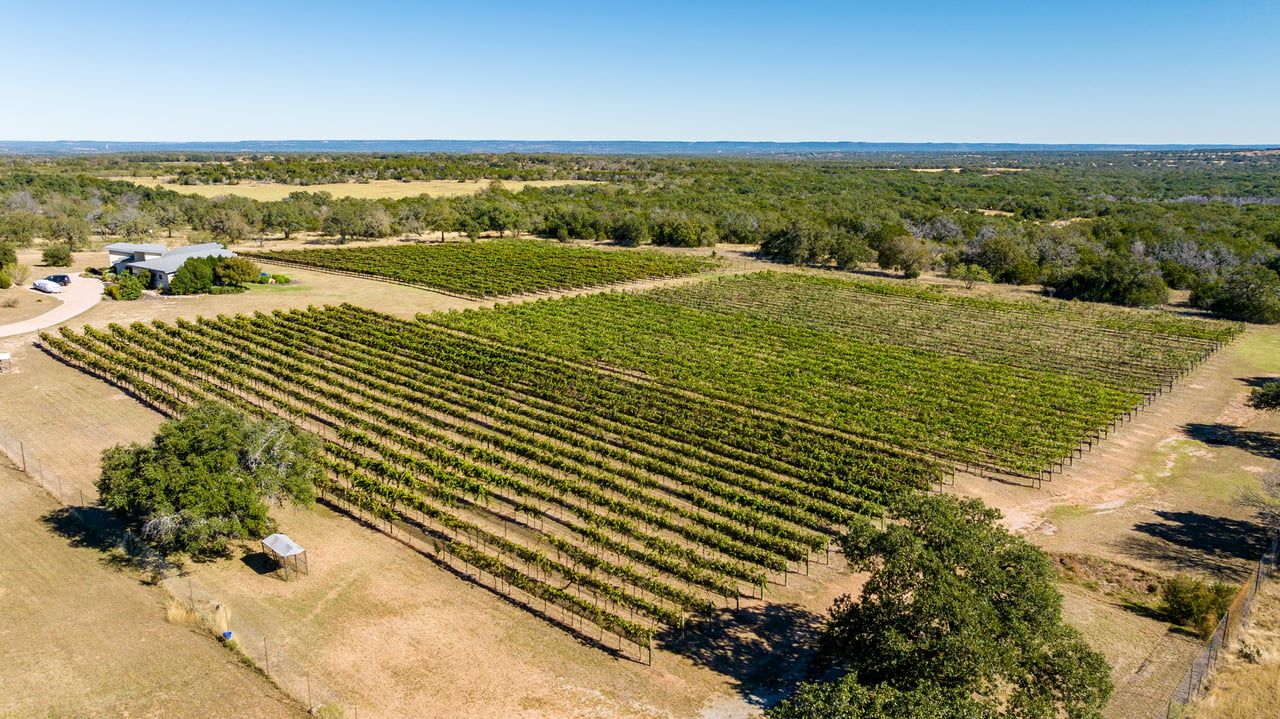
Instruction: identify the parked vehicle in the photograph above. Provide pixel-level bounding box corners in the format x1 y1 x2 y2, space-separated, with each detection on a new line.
44 274 72 286
32 279 63 294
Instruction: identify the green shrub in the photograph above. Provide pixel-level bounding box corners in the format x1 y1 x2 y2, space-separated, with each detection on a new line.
1248 380 1280 410
6 263 30 285
0 270 10 290
1160 575 1235 638
214 256 261 286
41 243 73 267
271 274 290 284
105 272 144 301
167 256 217 295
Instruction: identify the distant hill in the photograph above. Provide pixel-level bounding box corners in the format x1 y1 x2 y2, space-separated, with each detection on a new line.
0 139 1270 156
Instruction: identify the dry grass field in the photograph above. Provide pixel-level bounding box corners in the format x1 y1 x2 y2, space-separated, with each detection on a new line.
104 177 596 201
0 462 305 719
0 286 62 325
2 240 1277 717
1192 574 1280 718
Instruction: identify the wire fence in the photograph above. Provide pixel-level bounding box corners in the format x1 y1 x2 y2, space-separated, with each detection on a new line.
0 424 358 717
0 425 86 507
1163 532 1280 718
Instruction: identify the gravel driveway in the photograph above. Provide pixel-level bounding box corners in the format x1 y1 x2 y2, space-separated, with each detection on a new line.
0 275 104 338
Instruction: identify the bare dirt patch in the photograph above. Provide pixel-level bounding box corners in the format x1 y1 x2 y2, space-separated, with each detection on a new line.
0 461 304 718
177 501 867 719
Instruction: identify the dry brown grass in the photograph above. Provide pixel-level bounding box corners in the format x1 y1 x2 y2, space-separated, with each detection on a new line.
0 286 62 325
0 462 305 718
1192 575 1280 718
105 177 596 201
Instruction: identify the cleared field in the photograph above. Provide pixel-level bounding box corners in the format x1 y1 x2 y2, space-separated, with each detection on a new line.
0 462 304 719
244 241 719 297
105 177 595 200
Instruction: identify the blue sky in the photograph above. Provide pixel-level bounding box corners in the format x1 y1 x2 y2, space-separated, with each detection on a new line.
1 0 1276 143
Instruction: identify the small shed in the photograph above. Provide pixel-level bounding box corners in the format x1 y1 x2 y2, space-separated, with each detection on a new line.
260 533 308 581
0 352 11 373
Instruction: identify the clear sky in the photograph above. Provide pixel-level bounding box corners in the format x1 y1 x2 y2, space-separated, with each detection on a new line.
2 0 1276 144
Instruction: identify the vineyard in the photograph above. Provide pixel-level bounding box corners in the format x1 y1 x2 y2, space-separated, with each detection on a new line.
643 272 1244 395
428 274 1241 476
36 272 1240 657
39 305 937 656
242 241 718 297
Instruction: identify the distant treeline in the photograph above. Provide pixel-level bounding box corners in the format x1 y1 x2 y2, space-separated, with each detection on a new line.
2 152 1280 321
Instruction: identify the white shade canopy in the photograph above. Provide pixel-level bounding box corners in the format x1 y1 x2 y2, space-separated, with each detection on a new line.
261 533 305 558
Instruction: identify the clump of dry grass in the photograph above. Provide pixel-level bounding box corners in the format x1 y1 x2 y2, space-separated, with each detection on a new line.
1192 575 1280 718
165 596 209 629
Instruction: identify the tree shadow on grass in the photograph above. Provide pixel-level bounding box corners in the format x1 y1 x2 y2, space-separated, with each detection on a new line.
239 551 277 576
40 505 119 553
656 603 824 706
1114 510 1266 581
40 505 170 578
1182 423 1280 461
1237 376 1278 390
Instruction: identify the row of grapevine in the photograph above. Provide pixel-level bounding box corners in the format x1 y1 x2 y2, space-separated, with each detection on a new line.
427 276 1237 478
39 304 934 655
242 240 718 297
645 272 1240 394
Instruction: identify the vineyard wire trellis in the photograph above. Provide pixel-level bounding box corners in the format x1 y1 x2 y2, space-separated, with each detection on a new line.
1162 530 1280 719
0 424 357 717
249 254 750 300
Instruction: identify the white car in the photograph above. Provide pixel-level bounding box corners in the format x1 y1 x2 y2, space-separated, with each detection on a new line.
32 279 63 294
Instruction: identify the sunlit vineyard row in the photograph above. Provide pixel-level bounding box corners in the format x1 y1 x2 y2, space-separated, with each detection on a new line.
40 304 935 650
244 240 718 297
430 274 1239 475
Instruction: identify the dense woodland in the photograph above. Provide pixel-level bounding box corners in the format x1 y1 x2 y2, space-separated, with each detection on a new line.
2 150 1280 319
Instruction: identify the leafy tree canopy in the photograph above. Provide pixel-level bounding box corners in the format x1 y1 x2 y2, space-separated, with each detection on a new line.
800 494 1112 719
770 673 993 719
1192 265 1280 323
97 402 320 558
214 255 262 286
41 242 73 267
1046 252 1169 307
949 262 994 289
